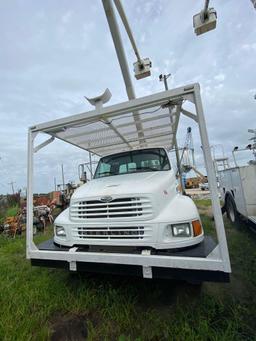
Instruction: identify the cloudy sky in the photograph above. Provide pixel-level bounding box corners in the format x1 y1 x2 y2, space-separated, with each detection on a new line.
0 0 255 194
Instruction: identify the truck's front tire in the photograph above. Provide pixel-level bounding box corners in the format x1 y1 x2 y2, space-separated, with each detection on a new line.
226 195 239 225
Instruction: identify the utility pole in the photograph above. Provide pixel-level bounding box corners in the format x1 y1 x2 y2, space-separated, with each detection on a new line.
159 74 185 194
8 181 15 195
54 177 57 191
61 164 65 191
89 152 93 179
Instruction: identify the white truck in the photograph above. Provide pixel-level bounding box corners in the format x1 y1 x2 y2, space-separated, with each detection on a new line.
54 147 204 250
218 130 256 228
26 84 231 282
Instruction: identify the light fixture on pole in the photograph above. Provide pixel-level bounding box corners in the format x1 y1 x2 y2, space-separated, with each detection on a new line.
193 0 217 36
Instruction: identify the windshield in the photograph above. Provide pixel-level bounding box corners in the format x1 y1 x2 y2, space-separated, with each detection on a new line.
94 148 171 179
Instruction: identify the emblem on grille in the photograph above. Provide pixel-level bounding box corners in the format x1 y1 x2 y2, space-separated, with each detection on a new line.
100 195 113 203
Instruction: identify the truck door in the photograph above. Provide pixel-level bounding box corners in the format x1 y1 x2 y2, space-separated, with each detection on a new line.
230 168 247 216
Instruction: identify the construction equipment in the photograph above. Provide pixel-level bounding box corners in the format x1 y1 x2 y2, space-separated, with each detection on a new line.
3 216 20 237
180 127 195 173
2 209 25 237
179 127 207 188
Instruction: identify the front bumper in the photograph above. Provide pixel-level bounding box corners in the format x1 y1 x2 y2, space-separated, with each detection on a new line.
54 220 204 249
54 195 203 250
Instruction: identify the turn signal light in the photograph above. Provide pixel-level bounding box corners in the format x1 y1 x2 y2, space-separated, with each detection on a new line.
192 220 202 236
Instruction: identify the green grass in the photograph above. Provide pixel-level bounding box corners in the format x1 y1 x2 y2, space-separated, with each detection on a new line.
194 199 212 208
0 210 256 340
6 205 19 217
0 205 19 223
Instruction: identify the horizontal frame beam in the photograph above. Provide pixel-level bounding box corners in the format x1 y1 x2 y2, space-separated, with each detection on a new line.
28 247 225 272
31 84 198 133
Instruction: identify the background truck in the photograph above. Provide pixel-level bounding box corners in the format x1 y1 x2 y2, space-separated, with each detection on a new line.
217 129 256 229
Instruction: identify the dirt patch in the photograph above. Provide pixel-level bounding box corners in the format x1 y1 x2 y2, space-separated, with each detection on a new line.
50 314 88 341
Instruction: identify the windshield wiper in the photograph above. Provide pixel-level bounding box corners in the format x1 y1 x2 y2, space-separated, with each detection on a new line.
137 167 160 172
97 171 112 177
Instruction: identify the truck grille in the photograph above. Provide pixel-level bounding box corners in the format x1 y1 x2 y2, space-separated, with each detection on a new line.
70 197 152 220
72 226 150 240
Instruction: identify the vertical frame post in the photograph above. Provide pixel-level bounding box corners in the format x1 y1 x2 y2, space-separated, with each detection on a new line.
26 128 37 257
193 84 231 272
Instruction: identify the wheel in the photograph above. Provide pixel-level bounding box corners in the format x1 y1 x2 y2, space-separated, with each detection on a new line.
226 195 238 225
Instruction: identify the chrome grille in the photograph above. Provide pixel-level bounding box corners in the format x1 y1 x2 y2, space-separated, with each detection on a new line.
72 225 151 240
70 197 152 219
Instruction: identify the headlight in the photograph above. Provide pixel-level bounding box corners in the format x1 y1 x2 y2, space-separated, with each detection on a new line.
167 223 191 237
55 225 66 237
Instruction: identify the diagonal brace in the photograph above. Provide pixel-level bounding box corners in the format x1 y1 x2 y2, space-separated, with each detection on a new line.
181 108 198 122
103 119 132 149
33 136 55 153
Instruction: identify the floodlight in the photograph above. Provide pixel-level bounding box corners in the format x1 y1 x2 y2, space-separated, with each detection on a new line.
133 57 152 80
193 4 217 36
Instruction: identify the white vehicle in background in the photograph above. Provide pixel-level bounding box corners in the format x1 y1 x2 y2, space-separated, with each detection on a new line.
217 129 256 229
54 147 204 250
199 182 209 191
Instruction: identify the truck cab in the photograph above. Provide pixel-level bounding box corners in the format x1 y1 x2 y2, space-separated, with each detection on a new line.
54 147 204 249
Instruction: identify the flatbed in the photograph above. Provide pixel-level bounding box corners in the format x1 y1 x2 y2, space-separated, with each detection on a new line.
32 236 229 282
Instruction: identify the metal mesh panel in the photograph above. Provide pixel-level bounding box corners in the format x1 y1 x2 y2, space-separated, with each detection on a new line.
47 103 178 156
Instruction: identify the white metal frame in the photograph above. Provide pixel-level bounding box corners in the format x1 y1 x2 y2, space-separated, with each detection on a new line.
26 83 231 276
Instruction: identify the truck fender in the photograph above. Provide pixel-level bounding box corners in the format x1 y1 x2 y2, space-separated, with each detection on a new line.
224 192 239 225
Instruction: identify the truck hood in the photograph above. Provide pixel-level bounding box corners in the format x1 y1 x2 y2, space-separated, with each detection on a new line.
72 171 175 200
